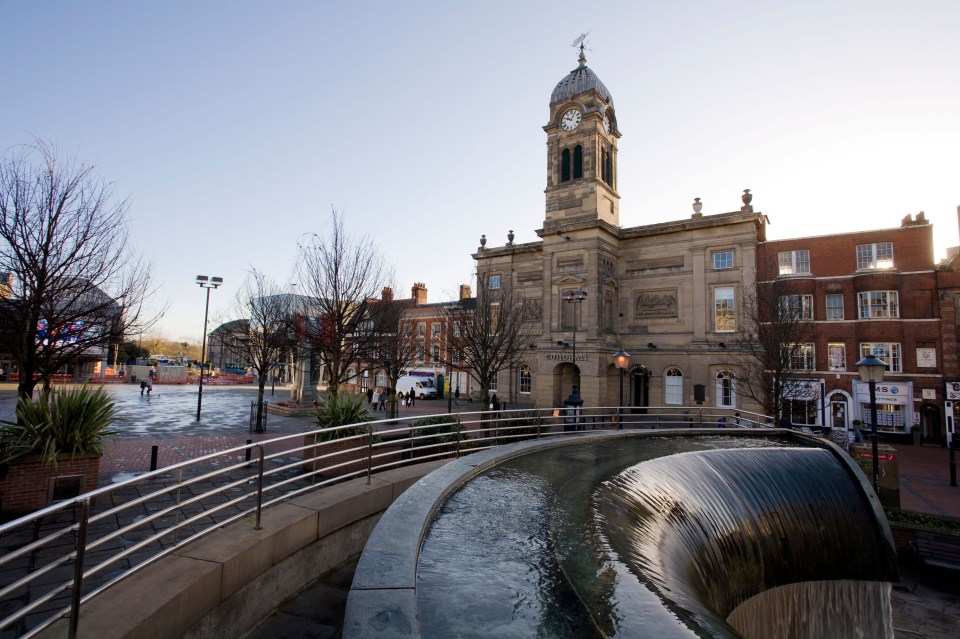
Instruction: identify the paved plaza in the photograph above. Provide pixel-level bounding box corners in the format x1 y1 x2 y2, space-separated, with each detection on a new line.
1 382 958 638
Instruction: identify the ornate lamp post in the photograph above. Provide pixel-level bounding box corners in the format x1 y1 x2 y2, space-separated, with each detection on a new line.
612 349 630 430
562 290 588 415
196 275 223 421
856 354 886 495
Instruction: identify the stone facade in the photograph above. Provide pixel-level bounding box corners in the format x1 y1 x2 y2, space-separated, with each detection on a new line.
475 53 766 415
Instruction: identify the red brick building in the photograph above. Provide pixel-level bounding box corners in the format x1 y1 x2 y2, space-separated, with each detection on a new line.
758 213 947 442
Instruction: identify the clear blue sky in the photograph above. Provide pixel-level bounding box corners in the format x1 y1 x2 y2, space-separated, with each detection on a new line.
2 1 958 342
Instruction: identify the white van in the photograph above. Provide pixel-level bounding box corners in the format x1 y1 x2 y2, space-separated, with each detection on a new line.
396 375 437 399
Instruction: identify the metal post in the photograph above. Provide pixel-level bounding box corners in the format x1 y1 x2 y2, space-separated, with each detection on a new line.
255 444 265 530
150 445 159 471
68 499 90 639
869 379 880 495
366 422 374 484
196 286 211 421
618 368 624 430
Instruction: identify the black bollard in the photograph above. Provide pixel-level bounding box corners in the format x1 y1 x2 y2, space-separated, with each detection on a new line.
150 445 159 471
245 439 253 463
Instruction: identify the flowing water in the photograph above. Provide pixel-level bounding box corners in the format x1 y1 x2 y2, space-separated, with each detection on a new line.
416 435 897 638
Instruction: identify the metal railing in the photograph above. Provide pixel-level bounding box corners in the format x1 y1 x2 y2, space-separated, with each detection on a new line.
0 405 768 638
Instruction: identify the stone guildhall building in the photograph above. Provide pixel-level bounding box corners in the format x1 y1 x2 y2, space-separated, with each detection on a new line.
475 49 768 415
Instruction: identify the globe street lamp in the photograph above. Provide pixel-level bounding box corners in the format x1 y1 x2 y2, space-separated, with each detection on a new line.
856 354 886 495
196 275 223 421
563 290 587 418
612 349 630 430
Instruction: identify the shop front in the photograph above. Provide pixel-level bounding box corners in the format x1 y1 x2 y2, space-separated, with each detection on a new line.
853 380 914 435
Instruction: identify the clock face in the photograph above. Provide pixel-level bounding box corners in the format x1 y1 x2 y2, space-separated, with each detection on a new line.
602 113 611 133
560 108 581 131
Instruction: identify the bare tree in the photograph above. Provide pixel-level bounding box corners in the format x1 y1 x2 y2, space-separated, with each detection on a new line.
735 259 819 423
356 293 419 418
225 269 297 430
0 140 157 400
447 277 536 406
296 209 388 396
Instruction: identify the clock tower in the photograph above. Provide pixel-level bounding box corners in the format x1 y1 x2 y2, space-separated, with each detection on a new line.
544 47 620 228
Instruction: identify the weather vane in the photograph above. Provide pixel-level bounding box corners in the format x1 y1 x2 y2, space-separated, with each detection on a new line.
571 32 590 54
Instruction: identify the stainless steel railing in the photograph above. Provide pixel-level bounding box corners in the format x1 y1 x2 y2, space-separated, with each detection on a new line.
0 405 769 638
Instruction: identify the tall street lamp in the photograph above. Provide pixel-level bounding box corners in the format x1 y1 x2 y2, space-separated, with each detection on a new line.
856 354 886 496
612 349 630 430
563 290 587 412
196 275 223 421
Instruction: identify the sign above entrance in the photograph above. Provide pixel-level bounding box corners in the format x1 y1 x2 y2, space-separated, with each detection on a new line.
546 353 588 362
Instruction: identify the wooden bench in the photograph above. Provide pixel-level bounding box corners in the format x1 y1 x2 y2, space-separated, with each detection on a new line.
910 532 960 571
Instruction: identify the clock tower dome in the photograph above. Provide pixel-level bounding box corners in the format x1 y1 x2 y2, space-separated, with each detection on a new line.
544 47 620 228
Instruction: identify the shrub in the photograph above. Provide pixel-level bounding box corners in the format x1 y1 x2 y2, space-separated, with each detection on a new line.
0 385 121 466
311 394 372 442
410 415 462 453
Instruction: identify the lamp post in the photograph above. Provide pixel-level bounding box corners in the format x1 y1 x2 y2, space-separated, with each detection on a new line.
612 349 630 430
563 290 587 414
196 275 223 421
856 354 886 496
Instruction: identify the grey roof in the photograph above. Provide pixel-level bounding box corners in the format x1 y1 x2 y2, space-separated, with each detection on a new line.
550 52 613 106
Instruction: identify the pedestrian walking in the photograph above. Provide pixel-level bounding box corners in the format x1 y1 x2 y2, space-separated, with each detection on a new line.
378 390 387 411
371 388 380 409
454 386 460 406
408 388 416 407
366 387 374 405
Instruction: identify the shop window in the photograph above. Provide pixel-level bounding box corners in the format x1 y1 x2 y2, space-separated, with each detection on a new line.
519 366 531 394
826 294 844 320
784 397 818 426
828 343 846 371
856 242 894 270
716 370 736 408
713 250 734 270
859 343 902 372
665 368 683 405
714 287 736 332
858 291 899 319
778 249 810 275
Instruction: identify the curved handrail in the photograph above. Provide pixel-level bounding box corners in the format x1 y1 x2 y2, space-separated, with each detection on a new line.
0 405 773 638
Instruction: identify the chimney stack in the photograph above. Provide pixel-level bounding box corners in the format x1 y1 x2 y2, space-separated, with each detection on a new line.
459 284 472 300
381 286 393 302
412 282 428 305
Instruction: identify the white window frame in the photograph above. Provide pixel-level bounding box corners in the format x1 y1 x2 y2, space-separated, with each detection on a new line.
714 287 736 332
665 368 683 405
518 366 532 394
432 345 440 363
859 342 902 373
716 370 736 408
828 343 846 371
375 370 387 387
488 373 498 392
488 274 501 290
779 294 814 321
713 250 734 270
778 249 811 275
856 242 894 270
431 323 441 338
416 345 425 362
857 291 899 319
787 343 816 370
826 294 844 320
417 323 426 337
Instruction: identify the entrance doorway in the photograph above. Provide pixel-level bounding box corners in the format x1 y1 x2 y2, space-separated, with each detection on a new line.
830 396 848 430
630 366 649 412
921 404 942 443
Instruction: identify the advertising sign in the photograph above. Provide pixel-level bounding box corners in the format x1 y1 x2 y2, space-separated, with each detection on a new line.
947 381 960 401
853 381 912 405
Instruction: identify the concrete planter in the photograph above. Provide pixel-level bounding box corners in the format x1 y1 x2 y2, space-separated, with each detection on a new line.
0 454 100 515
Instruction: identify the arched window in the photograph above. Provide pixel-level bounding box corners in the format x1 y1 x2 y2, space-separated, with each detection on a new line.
561 148 571 182
716 370 736 408
518 366 532 394
665 368 683 405
375 370 387 388
573 145 583 179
